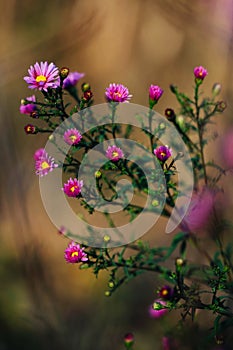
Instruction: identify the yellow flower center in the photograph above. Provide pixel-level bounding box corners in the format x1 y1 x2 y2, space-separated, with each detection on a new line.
70 185 77 192
41 161 50 169
161 152 166 157
115 92 122 97
161 290 168 296
69 135 77 142
36 75 47 83
112 151 119 158
71 251 79 257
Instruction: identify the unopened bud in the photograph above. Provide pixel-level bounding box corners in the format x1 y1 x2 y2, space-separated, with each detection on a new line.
60 67 69 79
124 333 134 348
24 124 38 134
82 82 91 92
216 101 227 112
165 108 176 122
105 291 111 297
176 257 184 267
95 170 102 179
212 82 221 97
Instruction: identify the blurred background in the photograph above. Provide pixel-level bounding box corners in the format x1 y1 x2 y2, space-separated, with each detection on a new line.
0 0 232 349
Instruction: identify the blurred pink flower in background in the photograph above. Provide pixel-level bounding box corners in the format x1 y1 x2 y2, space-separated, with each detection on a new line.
181 187 215 232
149 299 168 318
63 71 85 89
20 95 37 114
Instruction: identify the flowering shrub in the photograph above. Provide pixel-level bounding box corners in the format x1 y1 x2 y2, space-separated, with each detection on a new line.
21 62 233 349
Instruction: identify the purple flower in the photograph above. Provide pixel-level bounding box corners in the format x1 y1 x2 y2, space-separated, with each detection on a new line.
149 85 164 103
24 62 60 91
106 145 124 162
64 241 88 263
149 299 168 318
20 95 37 114
35 151 58 177
62 178 83 197
105 83 132 103
63 71 85 89
63 128 82 146
181 187 214 232
154 145 172 162
194 66 208 80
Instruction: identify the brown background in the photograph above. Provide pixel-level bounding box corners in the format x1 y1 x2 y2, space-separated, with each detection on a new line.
0 1 232 349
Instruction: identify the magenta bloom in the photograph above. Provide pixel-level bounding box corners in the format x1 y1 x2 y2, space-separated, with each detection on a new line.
158 285 174 300
149 85 164 102
34 148 46 161
24 61 60 91
194 66 208 80
105 83 132 103
24 124 38 134
64 241 88 263
106 145 124 162
154 145 172 162
181 187 214 232
35 150 58 177
124 333 134 346
149 299 168 318
63 128 82 146
63 71 85 89
20 95 37 114
63 178 83 197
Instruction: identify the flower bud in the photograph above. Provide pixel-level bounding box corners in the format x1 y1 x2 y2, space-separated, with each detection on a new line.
170 84 177 94
176 257 184 267
212 83 222 97
104 291 111 297
165 108 176 122
124 333 134 348
82 90 93 102
82 82 91 92
60 67 69 79
216 101 227 112
24 124 38 134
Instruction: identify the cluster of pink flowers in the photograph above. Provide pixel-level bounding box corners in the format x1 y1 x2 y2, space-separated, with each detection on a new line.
34 148 58 177
64 241 88 263
106 145 124 162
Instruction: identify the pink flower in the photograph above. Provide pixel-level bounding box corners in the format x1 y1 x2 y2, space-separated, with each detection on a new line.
149 299 168 318
154 145 172 162
34 148 46 161
35 150 58 177
63 128 82 146
158 285 174 300
106 145 124 162
124 333 134 347
63 71 85 89
181 187 215 232
149 85 164 102
194 66 208 80
20 95 37 114
105 83 132 103
63 178 83 197
24 61 60 91
64 241 88 263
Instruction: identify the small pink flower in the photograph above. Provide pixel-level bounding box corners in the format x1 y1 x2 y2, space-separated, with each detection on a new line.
181 187 215 232
105 83 132 103
35 150 58 177
63 178 83 197
154 145 172 162
63 128 82 146
158 285 174 300
149 85 163 102
24 124 38 134
194 66 208 80
106 145 124 162
34 148 46 161
20 95 37 114
64 241 88 263
24 61 60 91
63 71 85 89
149 299 168 318
124 333 134 347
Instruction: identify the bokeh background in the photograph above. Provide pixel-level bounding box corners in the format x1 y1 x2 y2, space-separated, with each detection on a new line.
0 0 233 349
